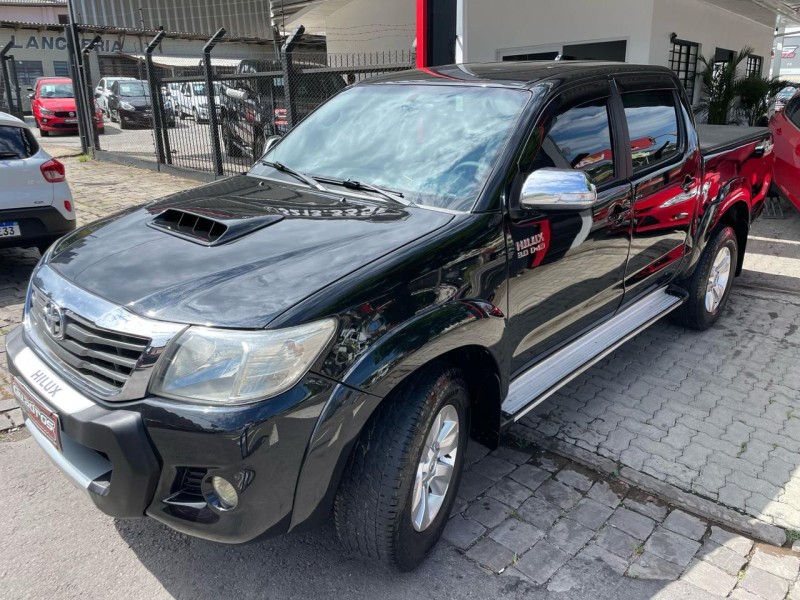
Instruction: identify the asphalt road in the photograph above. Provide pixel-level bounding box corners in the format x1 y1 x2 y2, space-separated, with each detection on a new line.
0 430 715 600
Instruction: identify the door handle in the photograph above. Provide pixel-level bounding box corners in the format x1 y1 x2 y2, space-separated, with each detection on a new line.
681 176 697 192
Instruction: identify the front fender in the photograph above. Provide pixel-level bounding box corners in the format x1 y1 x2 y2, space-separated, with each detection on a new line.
288 302 505 532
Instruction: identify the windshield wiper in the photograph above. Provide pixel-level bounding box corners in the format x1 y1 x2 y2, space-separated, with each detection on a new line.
315 176 411 206
261 160 329 192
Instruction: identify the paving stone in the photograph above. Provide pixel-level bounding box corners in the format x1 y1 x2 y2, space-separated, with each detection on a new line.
465 537 516 574
578 543 628 575
450 496 468 518
508 464 550 492
622 495 668 522
595 525 640 560
457 470 493 502
789 583 800 600
485 478 533 509
471 456 516 482
489 518 544 555
442 516 486 550
586 480 624 509
491 446 533 465
568 497 614 531
627 552 683 580
464 442 491 467
738 566 790 600
466 497 512 529
517 495 562 531
608 507 656 541
730 589 768 600
530 451 568 473
695 541 748 576
662 509 708 541
555 468 594 492
708 526 754 556
644 527 701 567
534 479 582 511
546 517 595 555
515 540 571 585
749 546 800 580
680 558 737 596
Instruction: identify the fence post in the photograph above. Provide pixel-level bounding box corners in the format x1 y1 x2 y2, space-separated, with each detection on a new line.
281 25 305 130
203 28 226 177
7 56 23 120
82 35 102 152
145 31 167 165
0 41 15 116
65 14 91 155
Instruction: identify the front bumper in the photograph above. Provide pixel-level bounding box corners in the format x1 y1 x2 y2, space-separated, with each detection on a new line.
5 323 340 543
119 109 153 127
0 206 76 249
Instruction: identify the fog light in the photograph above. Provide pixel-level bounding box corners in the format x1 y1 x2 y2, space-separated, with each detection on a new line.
211 476 238 510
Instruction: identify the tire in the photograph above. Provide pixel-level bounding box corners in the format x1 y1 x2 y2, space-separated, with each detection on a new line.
98 128 105 135
223 124 242 158
193 109 201 124
40 128 50 137
252 133 266 163
334 364 470 572
673 225 738 331
119 115 128 130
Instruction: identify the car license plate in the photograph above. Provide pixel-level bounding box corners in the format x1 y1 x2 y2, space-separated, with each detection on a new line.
0 221 21 238
64 118 78 124
12 377 61 450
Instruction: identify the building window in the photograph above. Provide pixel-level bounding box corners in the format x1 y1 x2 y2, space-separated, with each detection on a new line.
669 39 699 104
58 14 69 24
14 61 44 86
746 55 763 78
53 61 70 77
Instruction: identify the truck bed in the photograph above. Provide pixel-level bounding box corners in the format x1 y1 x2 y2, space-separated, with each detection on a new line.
697 124 769 156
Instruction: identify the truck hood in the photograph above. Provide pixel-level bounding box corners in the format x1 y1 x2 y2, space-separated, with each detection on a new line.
46 175 453 328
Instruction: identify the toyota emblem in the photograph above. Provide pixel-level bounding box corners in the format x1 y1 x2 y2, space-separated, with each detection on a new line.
43 300 65 340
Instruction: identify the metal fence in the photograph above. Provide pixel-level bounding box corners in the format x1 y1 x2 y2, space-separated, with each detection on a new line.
82 27 414 177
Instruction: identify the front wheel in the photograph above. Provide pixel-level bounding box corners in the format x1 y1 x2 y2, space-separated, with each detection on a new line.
673 225 738 330
334 365 469 571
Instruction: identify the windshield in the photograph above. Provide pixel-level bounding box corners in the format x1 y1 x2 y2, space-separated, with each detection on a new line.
119 82 149 97
778 87 797 101
255 84 531 211
39 83 73 99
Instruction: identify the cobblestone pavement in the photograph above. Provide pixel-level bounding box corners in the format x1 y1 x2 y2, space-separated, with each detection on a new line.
0 146 197 427
447 441 800 599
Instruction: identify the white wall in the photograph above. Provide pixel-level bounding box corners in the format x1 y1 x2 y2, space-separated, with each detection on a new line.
324 0 415 55
650 0 773 70
0 5 68 24
463 0 655 63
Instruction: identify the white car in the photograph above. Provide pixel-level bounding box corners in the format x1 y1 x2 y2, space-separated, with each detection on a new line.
0 112 76 254
94 76 136 115
176 81 223 122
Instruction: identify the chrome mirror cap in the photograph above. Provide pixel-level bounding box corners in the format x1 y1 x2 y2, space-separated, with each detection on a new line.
520 168 597 211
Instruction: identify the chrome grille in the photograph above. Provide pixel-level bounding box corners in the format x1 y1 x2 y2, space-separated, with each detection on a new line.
30 287 151 393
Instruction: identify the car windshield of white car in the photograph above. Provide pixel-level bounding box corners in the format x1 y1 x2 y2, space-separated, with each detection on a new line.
0 125 36 159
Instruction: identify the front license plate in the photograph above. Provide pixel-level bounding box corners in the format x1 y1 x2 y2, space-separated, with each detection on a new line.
64 118 78 124
0 221 21 238
12 377 61 450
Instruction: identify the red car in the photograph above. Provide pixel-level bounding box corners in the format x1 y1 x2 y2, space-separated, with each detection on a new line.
29 77 103 137
771 91 800 211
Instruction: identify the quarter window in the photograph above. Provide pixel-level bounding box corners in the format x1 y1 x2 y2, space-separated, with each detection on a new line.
532 99 616 185
621 91 680 173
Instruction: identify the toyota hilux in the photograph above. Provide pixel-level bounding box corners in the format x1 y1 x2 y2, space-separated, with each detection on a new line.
7 62 773 571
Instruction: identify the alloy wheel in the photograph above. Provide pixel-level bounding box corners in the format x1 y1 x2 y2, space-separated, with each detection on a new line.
705 246 731 313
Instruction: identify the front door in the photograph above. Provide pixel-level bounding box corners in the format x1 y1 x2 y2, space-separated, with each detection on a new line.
614 80 702 303
506 81 633 376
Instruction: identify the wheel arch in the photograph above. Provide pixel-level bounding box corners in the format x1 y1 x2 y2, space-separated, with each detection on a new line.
716 198 750 276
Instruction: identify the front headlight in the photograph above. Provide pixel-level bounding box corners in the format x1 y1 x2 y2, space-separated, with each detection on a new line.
40 107 55 116
120 101 135 111
151 318 337 404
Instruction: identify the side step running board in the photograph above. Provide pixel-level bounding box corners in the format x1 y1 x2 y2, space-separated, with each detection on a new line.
502 287 685 422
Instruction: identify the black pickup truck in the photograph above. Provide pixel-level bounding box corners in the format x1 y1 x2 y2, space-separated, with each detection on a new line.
7 62 773 571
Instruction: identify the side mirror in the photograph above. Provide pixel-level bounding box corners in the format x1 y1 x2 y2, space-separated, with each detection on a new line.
520 168 597 211
262 135 281 156
28 93 34 99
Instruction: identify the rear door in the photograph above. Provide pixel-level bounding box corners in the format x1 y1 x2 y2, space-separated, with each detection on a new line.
614 75 702 303
506 79 633 374
0 124 52 210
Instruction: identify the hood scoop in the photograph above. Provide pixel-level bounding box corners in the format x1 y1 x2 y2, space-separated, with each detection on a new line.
149 208 284 246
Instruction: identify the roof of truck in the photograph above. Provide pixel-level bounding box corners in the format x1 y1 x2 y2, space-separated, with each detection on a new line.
366 61 677 89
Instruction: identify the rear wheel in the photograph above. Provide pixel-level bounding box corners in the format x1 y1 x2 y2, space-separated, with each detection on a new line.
334 364 469 572
37 121 49 137
673 225 738 330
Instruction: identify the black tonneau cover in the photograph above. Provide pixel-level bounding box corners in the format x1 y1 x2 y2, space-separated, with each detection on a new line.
697 124 769 156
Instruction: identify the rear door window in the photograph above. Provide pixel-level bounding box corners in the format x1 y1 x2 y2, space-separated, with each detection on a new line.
785 97 800 129
0 125 37 159
621 91 681 172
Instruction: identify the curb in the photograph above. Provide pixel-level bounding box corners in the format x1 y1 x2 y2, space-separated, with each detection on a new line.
509 423 787 547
